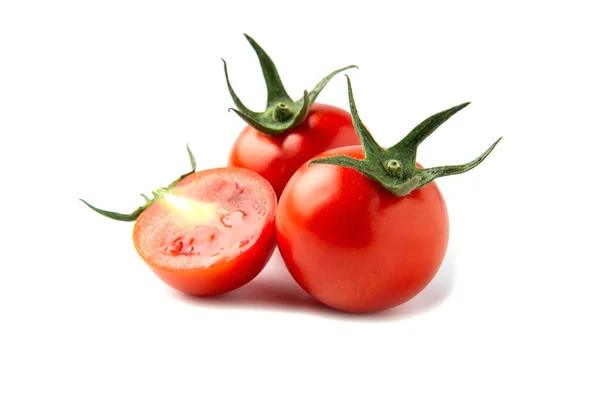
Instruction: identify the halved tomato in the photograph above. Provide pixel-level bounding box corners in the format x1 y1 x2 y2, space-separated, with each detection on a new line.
84 164 277 296
133 168 277 295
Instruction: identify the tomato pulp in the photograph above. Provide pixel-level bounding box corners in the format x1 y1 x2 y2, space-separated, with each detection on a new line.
133 168 277 296
228 103 359 197
276 146 449 313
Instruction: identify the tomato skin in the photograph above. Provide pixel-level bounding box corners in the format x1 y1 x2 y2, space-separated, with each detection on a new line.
276 146 449 313
133 168 277 296
228 103 359 197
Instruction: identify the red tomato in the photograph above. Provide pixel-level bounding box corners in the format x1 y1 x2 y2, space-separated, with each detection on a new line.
276 146 449 313
133 167 277 296
228 103 359 197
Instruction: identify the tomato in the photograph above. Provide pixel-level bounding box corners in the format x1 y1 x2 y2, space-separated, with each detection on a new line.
84 159 277 296
228 103 359 197
223 34 360 196
132 168 276 296
275 76 501 313
276 146 448 313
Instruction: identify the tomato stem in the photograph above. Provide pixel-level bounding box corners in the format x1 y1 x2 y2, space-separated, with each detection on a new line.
222 34 357 135
273 103 293 122
310 76 502 196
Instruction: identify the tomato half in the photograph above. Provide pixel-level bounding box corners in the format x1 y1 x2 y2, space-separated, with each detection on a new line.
228 103 359 197
133 167 277 296
276 146 449 313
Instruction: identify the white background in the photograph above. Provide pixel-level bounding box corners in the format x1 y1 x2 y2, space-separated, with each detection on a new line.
1 1 599 398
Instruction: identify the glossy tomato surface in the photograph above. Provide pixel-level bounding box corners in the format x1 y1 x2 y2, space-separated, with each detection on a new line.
133 167 277 296
276 146 449 313
228 103 359 197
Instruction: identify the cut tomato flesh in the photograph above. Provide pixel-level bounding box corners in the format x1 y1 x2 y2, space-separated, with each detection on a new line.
160 208 255 262
136 169 274 270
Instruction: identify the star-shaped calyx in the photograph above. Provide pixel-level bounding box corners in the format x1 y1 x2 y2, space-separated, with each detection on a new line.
80 145 197 221
310 77 502 196
222 34 357 135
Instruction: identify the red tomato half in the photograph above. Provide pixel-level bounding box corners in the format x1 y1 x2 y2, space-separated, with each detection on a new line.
276 146 449 313
133 168 277 296
228 103 359 197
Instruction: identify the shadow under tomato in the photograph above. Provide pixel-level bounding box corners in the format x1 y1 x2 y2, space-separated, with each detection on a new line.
171 248 456 322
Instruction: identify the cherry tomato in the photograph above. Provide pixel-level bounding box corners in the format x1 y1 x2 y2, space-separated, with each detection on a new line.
132 167 277 296
223 35 360 196
276 146 449 313
228 103 359 197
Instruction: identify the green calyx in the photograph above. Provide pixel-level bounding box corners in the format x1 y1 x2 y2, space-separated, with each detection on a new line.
80 145 197 221
223 34 357 135
310 76 502 196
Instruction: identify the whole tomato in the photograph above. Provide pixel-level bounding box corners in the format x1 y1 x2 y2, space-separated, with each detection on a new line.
276 77 501 313
223 34 360 196
277 145 450 313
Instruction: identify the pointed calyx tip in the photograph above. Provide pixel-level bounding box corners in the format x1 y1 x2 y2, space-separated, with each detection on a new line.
310 77 501 196
223 34 356 136
82 146 197 222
